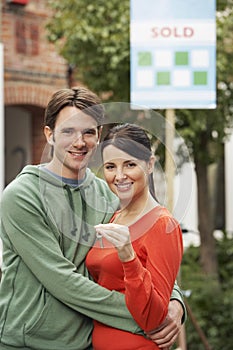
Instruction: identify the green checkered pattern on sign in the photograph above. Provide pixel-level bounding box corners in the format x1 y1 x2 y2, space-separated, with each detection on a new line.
157 72 170 85
175 51 189 65
194 71 208 85
138 52 152 66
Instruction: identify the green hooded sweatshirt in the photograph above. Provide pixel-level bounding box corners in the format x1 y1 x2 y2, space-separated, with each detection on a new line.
0 165 143 350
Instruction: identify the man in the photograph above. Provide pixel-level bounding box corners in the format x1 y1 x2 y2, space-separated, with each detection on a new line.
0 87 185 349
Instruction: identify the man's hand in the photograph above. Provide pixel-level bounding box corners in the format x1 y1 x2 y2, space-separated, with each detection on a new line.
146 299 183 349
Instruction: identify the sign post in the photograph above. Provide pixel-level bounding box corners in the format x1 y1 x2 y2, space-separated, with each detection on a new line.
165 108 175 212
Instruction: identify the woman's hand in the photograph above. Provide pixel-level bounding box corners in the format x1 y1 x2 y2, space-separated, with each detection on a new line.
95 223 135 262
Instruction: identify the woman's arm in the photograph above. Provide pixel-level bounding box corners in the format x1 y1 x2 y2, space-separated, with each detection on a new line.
95 216 183 332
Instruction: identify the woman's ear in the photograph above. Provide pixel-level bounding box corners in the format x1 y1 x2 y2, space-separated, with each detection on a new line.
148 155 156 174
44 126 54 146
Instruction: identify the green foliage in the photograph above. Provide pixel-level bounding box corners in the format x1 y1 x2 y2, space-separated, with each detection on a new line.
181 236 233 350
217 0 233 12
176 1 233 165
46 0 233 166
46 0 130 101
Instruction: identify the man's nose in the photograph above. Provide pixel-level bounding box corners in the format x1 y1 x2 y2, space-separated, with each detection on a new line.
72 132 85 147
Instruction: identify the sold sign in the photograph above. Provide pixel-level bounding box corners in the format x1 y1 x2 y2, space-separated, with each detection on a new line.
131 21 215 45
151 27 194 39
130 0 216 109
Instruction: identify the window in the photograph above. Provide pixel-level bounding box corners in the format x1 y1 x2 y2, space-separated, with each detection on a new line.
15 20 39 56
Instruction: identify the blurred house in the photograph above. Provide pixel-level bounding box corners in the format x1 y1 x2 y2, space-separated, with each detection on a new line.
1 0 69 185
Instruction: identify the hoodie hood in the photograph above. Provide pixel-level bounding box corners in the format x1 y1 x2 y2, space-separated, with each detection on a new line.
17 164 96 189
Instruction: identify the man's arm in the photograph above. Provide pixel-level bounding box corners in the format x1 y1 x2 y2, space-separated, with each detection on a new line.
146 281 187 349
1 184 142 335
170 280 187 323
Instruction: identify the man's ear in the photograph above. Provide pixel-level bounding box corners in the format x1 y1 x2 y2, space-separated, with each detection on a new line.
97 126 103 144
148 155 156 174
44 126 54 146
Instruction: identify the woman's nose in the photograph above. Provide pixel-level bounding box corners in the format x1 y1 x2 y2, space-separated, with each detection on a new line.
115 167 127 181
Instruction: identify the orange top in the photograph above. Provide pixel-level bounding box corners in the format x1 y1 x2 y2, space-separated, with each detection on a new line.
86 206 183 350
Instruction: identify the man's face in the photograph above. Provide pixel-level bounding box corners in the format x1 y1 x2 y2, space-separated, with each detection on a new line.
45 106 100 179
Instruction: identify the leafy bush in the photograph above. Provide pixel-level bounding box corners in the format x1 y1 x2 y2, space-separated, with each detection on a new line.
180 236 233 350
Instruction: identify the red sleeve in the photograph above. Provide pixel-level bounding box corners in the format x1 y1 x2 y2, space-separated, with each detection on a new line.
122 215 183 332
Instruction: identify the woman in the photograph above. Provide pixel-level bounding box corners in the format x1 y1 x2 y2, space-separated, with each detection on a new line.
86 123 183 349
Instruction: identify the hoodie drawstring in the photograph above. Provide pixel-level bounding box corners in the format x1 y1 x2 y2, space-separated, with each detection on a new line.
66 185 91 242
80 189 91 242
66 186 78 237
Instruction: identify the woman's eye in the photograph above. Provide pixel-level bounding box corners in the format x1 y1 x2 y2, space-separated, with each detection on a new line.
127 162 136 168
105 165 114 170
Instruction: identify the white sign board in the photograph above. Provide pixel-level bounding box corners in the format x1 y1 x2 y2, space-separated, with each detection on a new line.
130 0 216 109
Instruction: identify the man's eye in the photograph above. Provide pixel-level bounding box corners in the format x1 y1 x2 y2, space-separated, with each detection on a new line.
84 129 97 135
62 129 73 135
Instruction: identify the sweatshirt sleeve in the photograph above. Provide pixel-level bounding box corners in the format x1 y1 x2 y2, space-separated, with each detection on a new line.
171 280 187 324
122 215 183 332
0 182 142 335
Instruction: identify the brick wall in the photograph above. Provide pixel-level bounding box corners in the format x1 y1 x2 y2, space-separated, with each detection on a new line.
3 0 68 88
2 0 69 164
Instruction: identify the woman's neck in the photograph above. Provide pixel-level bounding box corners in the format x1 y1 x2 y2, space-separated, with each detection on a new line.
115 193 158 225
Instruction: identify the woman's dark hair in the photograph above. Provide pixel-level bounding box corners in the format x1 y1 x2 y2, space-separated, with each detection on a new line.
101 123 157 200
44 86 104 130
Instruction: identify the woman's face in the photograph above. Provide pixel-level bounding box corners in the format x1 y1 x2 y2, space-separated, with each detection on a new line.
103 144 153 204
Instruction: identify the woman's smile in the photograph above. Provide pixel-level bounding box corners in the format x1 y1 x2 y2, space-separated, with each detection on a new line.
115 182 133 192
